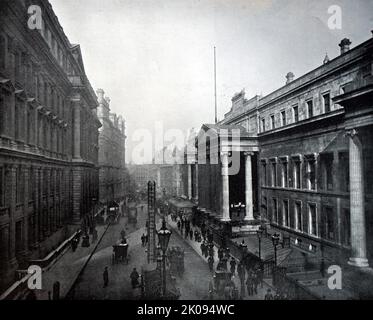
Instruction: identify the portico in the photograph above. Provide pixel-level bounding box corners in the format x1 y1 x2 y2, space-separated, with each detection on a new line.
334 75 373 267
196 124 259 225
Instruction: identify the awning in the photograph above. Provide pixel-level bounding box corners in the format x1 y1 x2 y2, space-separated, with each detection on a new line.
168 197 196 209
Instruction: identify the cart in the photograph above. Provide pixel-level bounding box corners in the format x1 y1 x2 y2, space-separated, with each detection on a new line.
112 243 129 264
107 201 120 224
128 206 138 224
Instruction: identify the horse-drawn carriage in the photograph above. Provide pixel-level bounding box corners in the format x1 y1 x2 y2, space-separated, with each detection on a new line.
112 242 129 264
107 201 120 224
128 205 138 224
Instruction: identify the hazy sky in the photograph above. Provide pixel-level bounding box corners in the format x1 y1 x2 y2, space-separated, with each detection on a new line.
49 0 373 163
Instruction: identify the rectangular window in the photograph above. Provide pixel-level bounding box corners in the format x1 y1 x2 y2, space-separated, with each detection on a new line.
295 201 302 231
261 161 267 187
306 157 316 190
325 207 335 241
321 153 334 191
293 105 299 122
308 203 317 236
342 209 351 245
293 158 301 189
261 118 266 132
323 92 331 113
283 200 289 227
0 167 4 207
307 99 313 118
15 220 23 253
271 161 277 187
29 168 34 201
270 115 275 130
280 160 288 188
16 167 24 204
281 110 286 126
0 94 4 135
272 198 278 224
339 152 349 192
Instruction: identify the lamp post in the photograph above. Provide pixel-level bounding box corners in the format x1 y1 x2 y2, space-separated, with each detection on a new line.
157 219 172 297
257 226 264 260
271 233 280 265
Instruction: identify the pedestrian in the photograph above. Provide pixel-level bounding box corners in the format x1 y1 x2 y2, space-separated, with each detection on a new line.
71 238 78 252
230 258 237 275
92 229 98 242
246 274 252 296
189 229 193 240
320 258 326 278
258 265 264 288
252 270 258 295
204 243 209 258
218 248 223 260
141 234 145 247
103 267 109 288
208 255 214 272
208 276 216 300
208 245 214 258
264 288 274 300
200 241 206 256
177 220 181 230
130 268 140 289
194 230 199 242
120 229 126 241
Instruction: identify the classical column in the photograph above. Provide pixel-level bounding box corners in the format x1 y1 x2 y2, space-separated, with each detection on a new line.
187 164 192 199
221 152 231 222
346 129 369 268
72 102 81 160
195 164 199 201
244 152 254 221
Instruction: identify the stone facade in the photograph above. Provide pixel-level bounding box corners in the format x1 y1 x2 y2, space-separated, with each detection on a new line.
96 89 126 204
191 34 373 267
0 0 100 291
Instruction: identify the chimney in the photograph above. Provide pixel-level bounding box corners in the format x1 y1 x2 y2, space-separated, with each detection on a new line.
286 72 295 84
96 88 104 100
339 38 351 55
323 53 330 65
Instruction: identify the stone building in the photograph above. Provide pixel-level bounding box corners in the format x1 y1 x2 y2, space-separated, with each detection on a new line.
0 0 100 291
127 164 160 193
189 33 373 268
96 89 126 204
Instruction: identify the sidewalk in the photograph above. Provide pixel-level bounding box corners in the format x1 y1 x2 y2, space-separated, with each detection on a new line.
34 221 110 300
166 216 273 300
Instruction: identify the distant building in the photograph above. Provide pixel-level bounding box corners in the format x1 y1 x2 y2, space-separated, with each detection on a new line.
127 164 160 192
0 0 101 291
97 89 126 204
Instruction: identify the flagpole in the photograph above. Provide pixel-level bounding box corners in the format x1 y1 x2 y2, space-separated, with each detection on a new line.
214 46 217 124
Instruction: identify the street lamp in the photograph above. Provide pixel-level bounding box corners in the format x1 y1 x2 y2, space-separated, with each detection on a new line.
257 226 264 260
271 233 280 265
157 219 172 297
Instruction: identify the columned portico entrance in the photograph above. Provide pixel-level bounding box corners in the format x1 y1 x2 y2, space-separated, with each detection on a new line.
346 129 369 267
221 152 230 222
334 77 373 267
244 152 254 221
